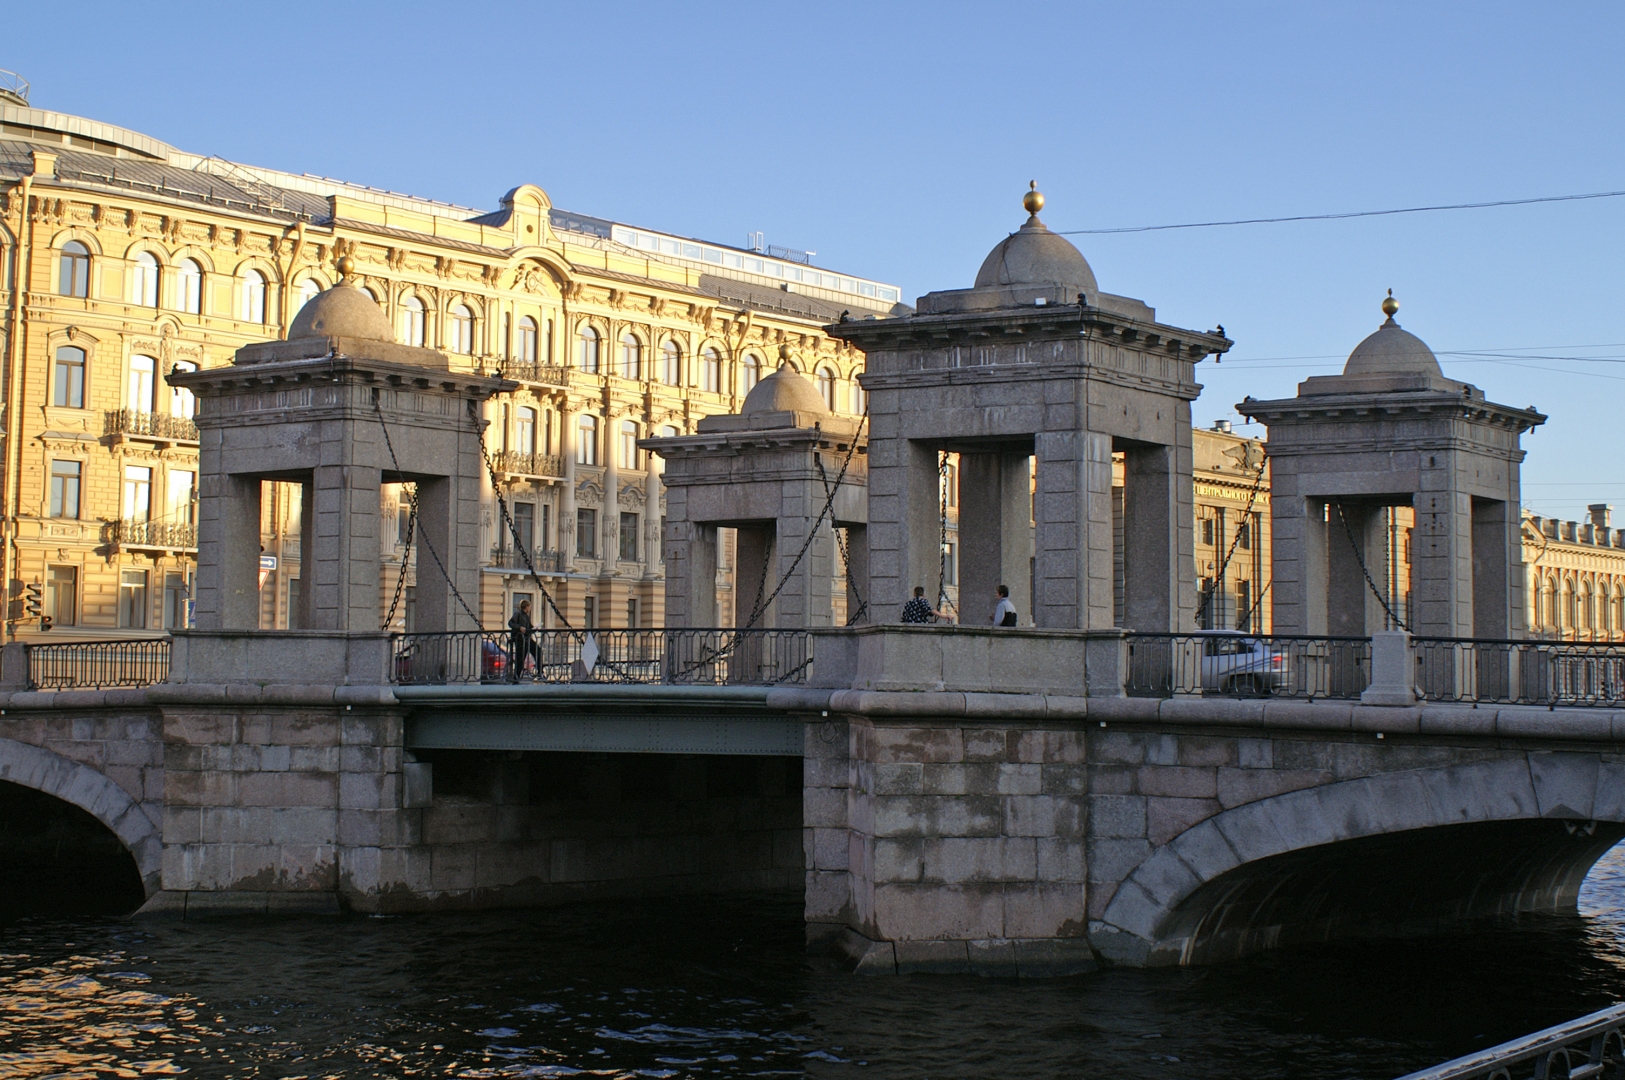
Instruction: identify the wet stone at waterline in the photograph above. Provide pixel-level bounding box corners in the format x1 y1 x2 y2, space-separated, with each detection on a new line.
7 854 1625 1079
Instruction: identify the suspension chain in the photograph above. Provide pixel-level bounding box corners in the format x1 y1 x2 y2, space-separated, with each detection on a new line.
1195 453 1269 628
381 492 416 630
814 448 868 625
1334 501 1411 632
472 422 572 629
373 396 483 629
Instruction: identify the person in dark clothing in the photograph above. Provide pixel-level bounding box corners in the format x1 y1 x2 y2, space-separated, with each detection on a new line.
507 599 540 680
901 586 941 624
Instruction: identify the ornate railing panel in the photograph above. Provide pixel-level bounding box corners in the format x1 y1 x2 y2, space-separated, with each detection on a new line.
1414 637 1625 708
493 362 570 386
1125 632 1371 700
390 628 810 687
487 546 566 572
105 409 199 442
28 638 171 689
491 450 566 479
1394 1002 1625 1079
112 519 198 550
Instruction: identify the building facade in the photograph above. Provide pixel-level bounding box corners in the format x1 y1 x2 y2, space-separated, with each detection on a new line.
1524 505 1625 641
0 82 894 637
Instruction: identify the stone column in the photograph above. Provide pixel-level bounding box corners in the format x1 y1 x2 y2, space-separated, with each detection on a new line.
735 524 775 627
1034 430 1115 629
1269 490 1328 636
1472 497 1513 638
664 519 718 627
1326 500 1380 636
845 525 869 624
959 451 1032 626
306 463 383 632
1412 485 1473 637
194 472 262 630
864 409 939 623
1121 443 1182 633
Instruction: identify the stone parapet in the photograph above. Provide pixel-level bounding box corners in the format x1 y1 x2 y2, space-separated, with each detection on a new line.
809 625 1127 698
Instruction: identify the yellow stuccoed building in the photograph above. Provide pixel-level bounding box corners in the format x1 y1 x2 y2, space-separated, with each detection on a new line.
0 78 898 638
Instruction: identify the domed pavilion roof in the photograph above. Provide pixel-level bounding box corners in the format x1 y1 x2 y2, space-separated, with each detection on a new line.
1343 292 1443 378
741 360 828 417
972 182 1098 295
287 258 394 342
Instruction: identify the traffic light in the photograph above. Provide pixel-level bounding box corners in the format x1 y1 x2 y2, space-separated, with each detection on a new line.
23 582 41 618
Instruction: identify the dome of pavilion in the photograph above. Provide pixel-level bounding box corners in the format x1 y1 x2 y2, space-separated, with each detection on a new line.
1343 293 1443 377
287 258 394 342
972 183 1098 295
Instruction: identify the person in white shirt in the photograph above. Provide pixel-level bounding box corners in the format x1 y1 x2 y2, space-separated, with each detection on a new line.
991 584 1017 627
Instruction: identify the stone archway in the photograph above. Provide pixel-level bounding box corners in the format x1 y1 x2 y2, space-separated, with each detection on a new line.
1093 754 1625 966
0 737 161 895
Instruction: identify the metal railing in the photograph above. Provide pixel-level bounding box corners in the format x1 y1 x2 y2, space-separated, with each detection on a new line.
1415 637 1625 708
112 519 197 550
105 409 199 442
1126 632 1371 700
28 638 171 689
487 546 567 573
491 450 566 479
390 628 811 686
491 361 570 386
1394 1002 1625 1079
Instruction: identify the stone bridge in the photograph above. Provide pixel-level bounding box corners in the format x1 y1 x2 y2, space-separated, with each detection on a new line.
2 628 1623 976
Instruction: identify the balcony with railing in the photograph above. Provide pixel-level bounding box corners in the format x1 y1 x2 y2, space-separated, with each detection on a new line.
112 518 197 552
491 450 566 480
487 546 567 573
105 409 198 445
489 360 570 386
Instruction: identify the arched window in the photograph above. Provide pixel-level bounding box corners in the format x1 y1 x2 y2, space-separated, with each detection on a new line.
128 355 157 413
1581 584 1594 632
59 241 90 297
578 325 600 373
1563 582 1576 632
661 341 681 386
358 286 378 303
659 424 679 439
850 377 866 415
576 415 599 465
741 352 761 393
400 295 425 346
449 304 474 354
619 420 639 469
518 317 538 363
175 259 202 314
170 360 197 419
619 334 641 380
295 278 320 314
516 407 537 456
1544 578 1559 631
817 366 836 411
131 251 159 307
240 268 267 323
699 347 720 393
1602 584 1614 635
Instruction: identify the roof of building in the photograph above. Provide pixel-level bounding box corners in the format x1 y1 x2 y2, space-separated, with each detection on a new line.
973 211 1098 295
1344 304 1443 378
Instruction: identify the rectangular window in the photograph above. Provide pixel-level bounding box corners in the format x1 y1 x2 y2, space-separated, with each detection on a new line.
123 466 152 523
45 565 77 626
167 470 196 525
287 578 301 629
582 596 596 628
53 346 85 408
163 571 190 630
944 542 958 586
1235 580 1252 631
49 460 81 518
517 407 537 456
118 569 149 629
1201 518 1215 546
1237 518 1252 550
170 361 197 418
403 585 416 632
626 597 639 628
540 504 551 552
512 502 535 554
129 355 156 413
620 512 639 562
618 423 638 469
576 508 597 557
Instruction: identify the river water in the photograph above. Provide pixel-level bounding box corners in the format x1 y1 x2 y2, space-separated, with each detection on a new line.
6 847 1625 1079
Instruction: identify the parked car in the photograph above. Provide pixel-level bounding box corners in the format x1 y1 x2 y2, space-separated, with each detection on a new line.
1199 632 1287 696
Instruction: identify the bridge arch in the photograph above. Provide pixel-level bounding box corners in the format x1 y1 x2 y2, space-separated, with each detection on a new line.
0 737 161 896
1094 754 1625 966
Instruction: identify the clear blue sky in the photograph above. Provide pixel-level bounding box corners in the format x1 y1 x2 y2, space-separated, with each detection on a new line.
7 2 1623 519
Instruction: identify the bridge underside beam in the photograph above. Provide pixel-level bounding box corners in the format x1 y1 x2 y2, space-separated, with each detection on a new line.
406 711 803 756
1158 818 1625 966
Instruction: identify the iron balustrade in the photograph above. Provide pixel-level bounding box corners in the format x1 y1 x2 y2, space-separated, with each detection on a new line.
491 450 566 479
491 361 570 386
1394 1002 1625 1079
391 628 811 686
487 546 567 573
112 518 198 550
1126 632 1372 700
105 409 199 442
28 638 171 689
1414 637 1625 708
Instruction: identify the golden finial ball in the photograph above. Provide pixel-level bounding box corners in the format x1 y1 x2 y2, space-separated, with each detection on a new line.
336 255 356 281
1381 289 1399 318
1023 180 1045 216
